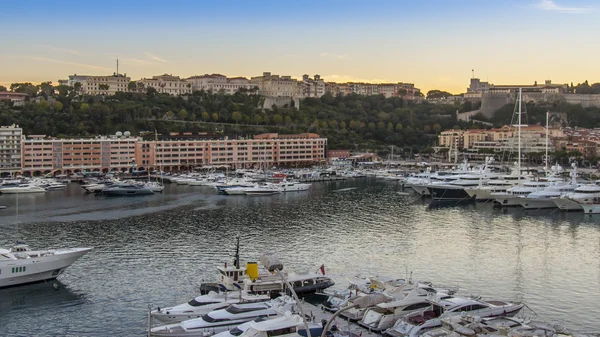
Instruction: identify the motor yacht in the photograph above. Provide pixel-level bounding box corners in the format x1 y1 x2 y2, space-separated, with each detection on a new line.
0 243 91 288
151 291 271 323
101 184 154 196
554 182 600 211
244 186 281 196
427 158 502 202
149 295 297 337
519 165 579 209
200 239 334 296
268 180 311 192
357 287 443 332
144 181 165 193
491 181 552 206
0 183 46 194
382 294 523 337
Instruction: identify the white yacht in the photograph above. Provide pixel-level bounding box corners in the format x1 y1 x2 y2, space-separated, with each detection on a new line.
518 165 579 209
464 164 530 201
151 291 271 323
427 158 501 202
244 186 281 196
383 295 523 337
210 313 321 337
0 183 46 194
553 181 600 211
149 296 297 337
268 180 311 192
200 239 334 296
0 243 92 288
491 180 551 206
357 287 440 332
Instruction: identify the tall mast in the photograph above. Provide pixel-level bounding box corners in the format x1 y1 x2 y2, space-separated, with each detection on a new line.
545 111 549 171
518 88 522 182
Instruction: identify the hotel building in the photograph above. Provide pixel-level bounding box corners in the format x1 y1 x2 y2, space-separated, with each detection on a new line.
19 132 326 175
0 124 23 175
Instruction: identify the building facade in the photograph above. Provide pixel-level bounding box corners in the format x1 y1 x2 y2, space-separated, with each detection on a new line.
18 132 327 175
0 124 23 175
138 74 192 95
186 74 255 94
67 73 131 95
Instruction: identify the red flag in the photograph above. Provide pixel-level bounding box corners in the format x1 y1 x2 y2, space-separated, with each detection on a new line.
319 264 325 275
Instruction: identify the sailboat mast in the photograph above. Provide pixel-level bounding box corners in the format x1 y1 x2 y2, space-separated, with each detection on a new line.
518 88 522 182
545 111 549 171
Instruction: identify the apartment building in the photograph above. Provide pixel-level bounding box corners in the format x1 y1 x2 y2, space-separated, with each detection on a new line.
22 136 138 175
67 73 131 95
186 74 255 93
136 133 326 171
138 74 192 95
300 75 326 98
18 131 326 175
0 124 23 175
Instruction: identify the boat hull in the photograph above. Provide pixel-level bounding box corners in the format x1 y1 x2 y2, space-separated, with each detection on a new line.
492 195 522 206
410 185 430 196
553 198 583 211
0 248 91 288
581 204 600 214
519 198 557 209
427 186 473 202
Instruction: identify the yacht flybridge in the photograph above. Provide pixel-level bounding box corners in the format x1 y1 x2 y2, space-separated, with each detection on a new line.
0 243 91 288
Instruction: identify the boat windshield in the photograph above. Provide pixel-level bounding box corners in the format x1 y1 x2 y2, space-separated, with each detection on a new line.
201 314 229 323
188 300 221 307
226 305 265 314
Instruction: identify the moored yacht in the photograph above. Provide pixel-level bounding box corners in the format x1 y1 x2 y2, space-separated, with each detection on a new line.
151 291 271 323
491 180 551 206
149 295 297 337
0 183 46 194
0 243 92 288
553 181 600 211
427 158 501 202
383 294 523 337
519 165 579 209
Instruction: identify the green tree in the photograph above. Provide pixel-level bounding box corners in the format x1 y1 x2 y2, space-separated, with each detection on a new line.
0 85 6 92
10 82 38 96
328 119 338 129
137 82 145 93
98 84 110 93
38 100 49 109
211 113 219 122
201 111 210 122
387 122 394 132
433 123 442 134
273 114 283 125
80 102 90 113
253 114 263 125
232 111 242 124
320 121 328 129
340 121 347 129
178 109 188 120
128 81 137 92
39 81 54 96
368 122 376 131
53 101 64 111
377 121 385 129
395 123 403 133
284 116 292 126
424 125 431 134
166 111 174 119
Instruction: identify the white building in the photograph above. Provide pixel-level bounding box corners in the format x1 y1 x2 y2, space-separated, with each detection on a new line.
186 74 255 94
67 73 131 95
301 74 326 98
138 74 192 95
250 72 300 97
0 124 22 175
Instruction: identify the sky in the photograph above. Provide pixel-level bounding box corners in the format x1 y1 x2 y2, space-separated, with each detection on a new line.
1 0 599 94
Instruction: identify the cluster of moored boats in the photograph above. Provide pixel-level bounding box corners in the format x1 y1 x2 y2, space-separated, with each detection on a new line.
0 177 68 194
403 158 600 213
148 254 597 337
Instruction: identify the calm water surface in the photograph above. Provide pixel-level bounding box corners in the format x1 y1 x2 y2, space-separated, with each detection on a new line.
1 180 599 336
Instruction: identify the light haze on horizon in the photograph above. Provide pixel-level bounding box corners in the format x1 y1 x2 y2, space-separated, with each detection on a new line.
1 0 598 94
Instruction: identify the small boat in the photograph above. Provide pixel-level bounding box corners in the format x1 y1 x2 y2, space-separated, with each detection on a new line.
269 180 311 192
0 243 92 288
101 184 154 196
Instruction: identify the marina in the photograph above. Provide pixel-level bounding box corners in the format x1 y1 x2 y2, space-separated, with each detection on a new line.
1 178 600 336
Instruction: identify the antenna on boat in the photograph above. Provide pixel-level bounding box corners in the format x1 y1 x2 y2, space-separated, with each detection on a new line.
233 236 240 269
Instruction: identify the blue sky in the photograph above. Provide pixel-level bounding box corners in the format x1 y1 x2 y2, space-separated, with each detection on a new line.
1 0 599 93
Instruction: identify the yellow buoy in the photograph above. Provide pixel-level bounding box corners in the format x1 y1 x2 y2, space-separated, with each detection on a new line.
246 262 259 280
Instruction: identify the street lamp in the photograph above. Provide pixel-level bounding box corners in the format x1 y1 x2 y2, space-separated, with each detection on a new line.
260 253 312 337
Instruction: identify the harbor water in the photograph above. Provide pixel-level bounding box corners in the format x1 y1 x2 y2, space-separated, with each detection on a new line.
1 179 600 336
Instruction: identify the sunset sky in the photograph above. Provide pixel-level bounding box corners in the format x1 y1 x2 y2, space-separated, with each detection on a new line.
1 0 598 94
